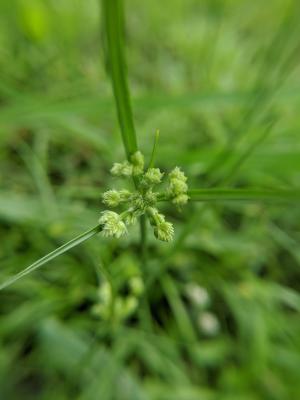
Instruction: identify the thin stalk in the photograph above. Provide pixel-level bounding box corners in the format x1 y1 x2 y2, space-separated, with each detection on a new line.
140 215 147 263
0 225 101 291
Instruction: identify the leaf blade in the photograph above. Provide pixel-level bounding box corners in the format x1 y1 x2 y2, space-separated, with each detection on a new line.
102 0 138 159
187 188 300 202
0 225 101 291
158 188 300 203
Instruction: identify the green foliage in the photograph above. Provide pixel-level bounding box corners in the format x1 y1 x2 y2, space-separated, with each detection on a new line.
101 0 138 158
0 0 299 399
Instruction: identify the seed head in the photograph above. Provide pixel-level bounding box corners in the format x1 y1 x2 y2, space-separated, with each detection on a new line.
123 210 137 226
168 166 189 207
111 161 133 177
144 190 157 206
172 193 189 206
119 189 131 201
102 190 122 207
130 151 144 175
101 152 189 243
169 178 188 196
144 168 164 185
102 189 131 207
154 221 174 242
99 211 127 238
147 207 164 226
131 193 145 210
169 167 187 182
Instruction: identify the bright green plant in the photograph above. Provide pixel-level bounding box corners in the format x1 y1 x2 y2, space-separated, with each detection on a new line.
0 0 299 293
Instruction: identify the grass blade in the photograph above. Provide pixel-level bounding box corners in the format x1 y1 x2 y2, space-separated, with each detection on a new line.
0 225 101 291
187 188 300 202
158 188 300 203
204 3 300 183
102 0 138 159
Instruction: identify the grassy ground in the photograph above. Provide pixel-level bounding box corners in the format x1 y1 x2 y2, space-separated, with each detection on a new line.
0 0 300 399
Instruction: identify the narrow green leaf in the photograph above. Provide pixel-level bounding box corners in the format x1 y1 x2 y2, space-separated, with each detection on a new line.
188 188 300 202
158 188 300 202
102 0 138 159
204 4 299 183
0 225 101 291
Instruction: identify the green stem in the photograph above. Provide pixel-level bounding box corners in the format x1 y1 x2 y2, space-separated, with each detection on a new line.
140 214 147 263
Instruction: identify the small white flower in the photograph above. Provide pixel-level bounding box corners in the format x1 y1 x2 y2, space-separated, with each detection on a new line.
99 211 127 238
198 312 220 336
186 284 210 307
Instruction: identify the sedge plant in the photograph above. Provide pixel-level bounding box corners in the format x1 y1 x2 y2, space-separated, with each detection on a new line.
0 0 299 292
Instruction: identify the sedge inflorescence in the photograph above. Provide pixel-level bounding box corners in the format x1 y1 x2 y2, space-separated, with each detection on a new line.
99 151 189 242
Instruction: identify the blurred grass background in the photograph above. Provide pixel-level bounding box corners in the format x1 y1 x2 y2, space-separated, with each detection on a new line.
0 0 300 399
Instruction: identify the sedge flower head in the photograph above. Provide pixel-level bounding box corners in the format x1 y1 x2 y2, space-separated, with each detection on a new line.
169 167 187 182
144 168 164 185
111 161 133 177
99 211 127 238
172 193 189 206
100 150 189 242
130 151 144 176
102 190 122 207
154 221 174 242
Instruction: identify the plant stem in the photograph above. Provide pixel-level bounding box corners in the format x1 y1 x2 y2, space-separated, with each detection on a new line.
140 214 147 264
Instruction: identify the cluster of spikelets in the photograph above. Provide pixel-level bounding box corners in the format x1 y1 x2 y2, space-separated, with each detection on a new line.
99 151 189 242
